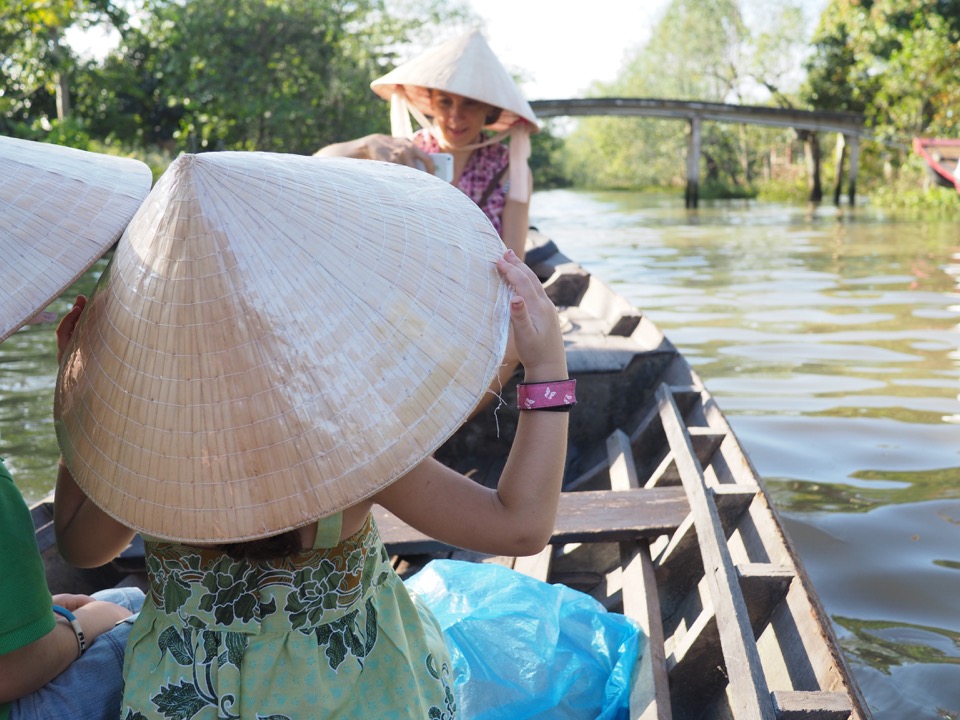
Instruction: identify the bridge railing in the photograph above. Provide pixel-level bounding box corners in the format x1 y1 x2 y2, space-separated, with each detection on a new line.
529 97 866 207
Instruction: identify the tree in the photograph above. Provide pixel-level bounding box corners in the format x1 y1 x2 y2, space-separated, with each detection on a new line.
14 0 474 155
88 0 402 154
0 0 126 135
561 0 809 192
804 0 960 143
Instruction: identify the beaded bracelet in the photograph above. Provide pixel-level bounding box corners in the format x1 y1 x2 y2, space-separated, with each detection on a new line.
52 605 87 658
516 379 577 412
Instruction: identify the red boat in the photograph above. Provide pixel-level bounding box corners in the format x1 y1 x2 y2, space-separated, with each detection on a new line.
913 137 960 192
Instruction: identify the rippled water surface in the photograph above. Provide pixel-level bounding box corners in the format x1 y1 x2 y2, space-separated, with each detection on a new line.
2 190 958 719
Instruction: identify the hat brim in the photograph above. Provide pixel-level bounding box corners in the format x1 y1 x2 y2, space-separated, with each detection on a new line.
371 30 539 134
0 136 152 343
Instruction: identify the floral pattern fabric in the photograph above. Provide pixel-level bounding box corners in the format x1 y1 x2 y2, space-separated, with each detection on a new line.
121 514 456 719
413 130 509 236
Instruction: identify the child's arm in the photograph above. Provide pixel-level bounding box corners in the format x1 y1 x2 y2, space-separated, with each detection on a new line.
54 460 136 568
0 596 132 702
374 249 569 556
53 296 137 567
314 134 435 172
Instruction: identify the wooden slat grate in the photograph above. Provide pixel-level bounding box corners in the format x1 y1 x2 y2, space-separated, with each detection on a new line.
656 383 777 720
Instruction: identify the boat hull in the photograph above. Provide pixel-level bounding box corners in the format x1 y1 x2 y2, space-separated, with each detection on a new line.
913 137 960 192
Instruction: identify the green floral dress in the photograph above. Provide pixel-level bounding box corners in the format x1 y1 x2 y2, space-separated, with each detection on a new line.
120 513 456 719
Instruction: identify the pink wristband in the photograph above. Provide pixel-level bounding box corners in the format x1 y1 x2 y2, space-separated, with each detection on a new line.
517 379 577 411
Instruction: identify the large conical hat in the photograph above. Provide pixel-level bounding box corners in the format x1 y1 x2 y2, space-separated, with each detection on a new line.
0 135 152 342
55 153 510 543
371 29 539 133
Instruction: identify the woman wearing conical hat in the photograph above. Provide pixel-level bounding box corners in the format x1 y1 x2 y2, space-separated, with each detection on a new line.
0 135 150 720
53 153 572 718
317 29 538 261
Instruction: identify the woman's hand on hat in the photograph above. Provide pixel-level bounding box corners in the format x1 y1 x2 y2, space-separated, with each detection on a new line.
56 295 86 365
495 250 567 383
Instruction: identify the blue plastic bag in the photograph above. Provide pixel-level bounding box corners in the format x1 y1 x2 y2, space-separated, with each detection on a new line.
405 559 643 720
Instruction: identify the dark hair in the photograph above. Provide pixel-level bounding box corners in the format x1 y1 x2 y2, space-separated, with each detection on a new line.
485 107 503 126
216 529 303 560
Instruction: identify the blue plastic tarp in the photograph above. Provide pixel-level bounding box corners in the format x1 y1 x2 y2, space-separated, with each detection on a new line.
405 559 645 720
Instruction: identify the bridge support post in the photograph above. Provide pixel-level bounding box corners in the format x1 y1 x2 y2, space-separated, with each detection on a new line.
685 116 701 208
833 133 846 206
847 135 859 205
801 131 822 202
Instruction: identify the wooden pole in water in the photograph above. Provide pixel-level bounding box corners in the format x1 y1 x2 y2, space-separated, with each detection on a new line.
847 135 860 205
801 131 822 202
686 116 701 209
833 133 846 206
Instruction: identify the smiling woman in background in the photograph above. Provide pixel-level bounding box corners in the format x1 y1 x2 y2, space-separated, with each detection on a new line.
317 31 540 411
316 29 539 260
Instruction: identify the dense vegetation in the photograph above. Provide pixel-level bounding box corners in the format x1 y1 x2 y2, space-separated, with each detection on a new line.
1 0 475 174
2 0 958 204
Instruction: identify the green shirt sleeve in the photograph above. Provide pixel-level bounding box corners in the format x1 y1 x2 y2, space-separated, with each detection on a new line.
0 457 56 658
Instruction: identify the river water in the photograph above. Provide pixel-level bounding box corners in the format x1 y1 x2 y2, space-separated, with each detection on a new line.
1 189 958 718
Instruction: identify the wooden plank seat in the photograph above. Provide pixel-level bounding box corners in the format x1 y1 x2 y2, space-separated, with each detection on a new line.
375 487 689 556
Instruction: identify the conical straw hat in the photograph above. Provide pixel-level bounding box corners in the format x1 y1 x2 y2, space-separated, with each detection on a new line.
371 29 539 133
0 135 152 342
55 153 510 543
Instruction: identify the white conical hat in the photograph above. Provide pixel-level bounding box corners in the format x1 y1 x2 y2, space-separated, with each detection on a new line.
371 29 539 133
0 135 152 342
55 153 510 543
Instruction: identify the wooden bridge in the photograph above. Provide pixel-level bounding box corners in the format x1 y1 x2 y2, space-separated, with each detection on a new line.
529 98 867 208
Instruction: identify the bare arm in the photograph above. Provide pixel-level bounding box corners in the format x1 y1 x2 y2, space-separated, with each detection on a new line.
315 134 434 172
53 296 137 567
375 249 568 555
461 168 533 417
54 461 136 567
499 167 533 260
0 596 131 703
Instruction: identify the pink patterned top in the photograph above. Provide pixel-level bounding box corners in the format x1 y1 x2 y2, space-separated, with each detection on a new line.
413 129 509 236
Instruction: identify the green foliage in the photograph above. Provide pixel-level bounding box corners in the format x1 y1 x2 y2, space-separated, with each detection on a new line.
805 0 960 147
33 114 92 147
86 0 405 154
4 0 474 157
0 0 128 133
529 121 570 189
616 0 748 100
867 155 960 216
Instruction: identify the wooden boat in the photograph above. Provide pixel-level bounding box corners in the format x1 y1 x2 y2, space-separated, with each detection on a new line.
913 136 960 192
32 230 872 720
